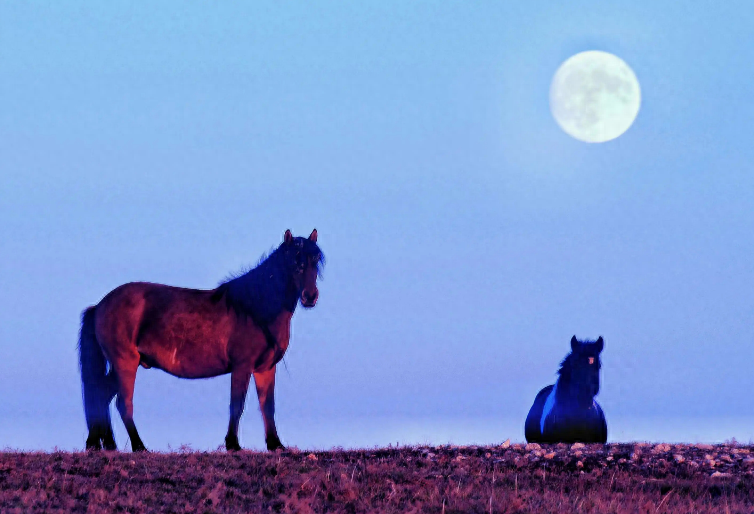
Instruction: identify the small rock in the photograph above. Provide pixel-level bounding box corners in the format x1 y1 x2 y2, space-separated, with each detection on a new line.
606 456 613 461
720 455 734 463
742 458 754 467
544 452 556 460
571 443 585 450
485 453 492 458
576 460 584 468
500 439 511 449
711 471 731 478
696 444 714 451
525 443 541 451
673 454 685 463
653 443 671 453
573 451 583 457
307 453 318 461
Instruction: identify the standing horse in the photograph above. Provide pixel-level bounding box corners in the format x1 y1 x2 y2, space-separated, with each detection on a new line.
78 229 323 452
525 336 607 444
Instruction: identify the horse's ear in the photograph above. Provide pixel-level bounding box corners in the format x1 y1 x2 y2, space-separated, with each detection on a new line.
284 229 293 245
309 229 317 243
571 335 579 352
595 336 604 353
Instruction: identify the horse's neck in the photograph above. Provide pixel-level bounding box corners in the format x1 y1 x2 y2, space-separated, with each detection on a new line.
554 377 593 410
230 257 298 322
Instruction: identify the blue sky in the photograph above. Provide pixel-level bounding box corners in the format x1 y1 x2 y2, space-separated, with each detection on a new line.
2 1 753 451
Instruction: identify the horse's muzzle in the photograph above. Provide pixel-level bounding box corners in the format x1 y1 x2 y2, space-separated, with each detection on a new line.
301 290 318 308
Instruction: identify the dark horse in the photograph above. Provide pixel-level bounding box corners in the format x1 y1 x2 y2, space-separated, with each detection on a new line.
525 336 607 444
78 229 323 452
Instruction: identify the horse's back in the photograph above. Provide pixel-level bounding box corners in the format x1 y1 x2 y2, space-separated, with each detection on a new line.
525 385 554 443
96 282 214 335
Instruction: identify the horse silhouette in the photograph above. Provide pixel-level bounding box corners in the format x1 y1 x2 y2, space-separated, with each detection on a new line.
78 229 323 452
525 336 607 444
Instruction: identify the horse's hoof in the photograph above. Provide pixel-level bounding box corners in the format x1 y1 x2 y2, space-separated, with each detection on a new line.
266 437 285 452
225 435 242 452
103 433 117 451
85 439 102 451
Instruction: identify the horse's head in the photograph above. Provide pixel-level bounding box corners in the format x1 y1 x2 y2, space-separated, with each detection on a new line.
566 335 604 402
282 229 324 309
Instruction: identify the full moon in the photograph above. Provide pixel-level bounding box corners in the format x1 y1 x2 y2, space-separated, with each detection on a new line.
550 51 641 143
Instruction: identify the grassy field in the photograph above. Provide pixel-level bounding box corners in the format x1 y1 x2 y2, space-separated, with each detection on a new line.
1 442 752 513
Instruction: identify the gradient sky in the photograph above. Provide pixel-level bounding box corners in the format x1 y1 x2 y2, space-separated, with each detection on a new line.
2 1 753 451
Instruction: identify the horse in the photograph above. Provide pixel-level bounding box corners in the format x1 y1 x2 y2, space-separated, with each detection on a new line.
78 229 324 452
524 336 607 444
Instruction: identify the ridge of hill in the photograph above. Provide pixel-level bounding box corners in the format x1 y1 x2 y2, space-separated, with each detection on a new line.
1 442 753 513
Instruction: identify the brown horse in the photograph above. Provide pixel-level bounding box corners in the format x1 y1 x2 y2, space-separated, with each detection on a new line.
78 229 323 452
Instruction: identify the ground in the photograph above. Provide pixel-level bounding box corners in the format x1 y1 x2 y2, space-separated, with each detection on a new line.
1 442 753 513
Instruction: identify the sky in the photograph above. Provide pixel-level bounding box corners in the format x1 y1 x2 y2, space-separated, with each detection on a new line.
1 1 753 451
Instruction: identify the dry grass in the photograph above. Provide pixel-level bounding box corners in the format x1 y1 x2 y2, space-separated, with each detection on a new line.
1 443 753 513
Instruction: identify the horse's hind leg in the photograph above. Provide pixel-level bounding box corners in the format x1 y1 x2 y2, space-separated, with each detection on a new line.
112 360 147 452
101 372 118 450
84 377 117 451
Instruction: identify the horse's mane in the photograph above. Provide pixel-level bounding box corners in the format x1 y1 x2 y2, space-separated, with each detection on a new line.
557 353 575 380
211 240 324 322
215 247 276 285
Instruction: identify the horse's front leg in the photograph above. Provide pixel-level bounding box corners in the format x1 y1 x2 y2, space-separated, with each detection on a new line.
254 366 284 451
225 368 252 451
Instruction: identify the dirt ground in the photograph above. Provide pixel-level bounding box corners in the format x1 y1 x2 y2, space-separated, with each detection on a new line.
1 442 753 513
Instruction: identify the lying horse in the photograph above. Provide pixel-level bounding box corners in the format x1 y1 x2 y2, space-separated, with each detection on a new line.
79 229 324 452
525 336 607 444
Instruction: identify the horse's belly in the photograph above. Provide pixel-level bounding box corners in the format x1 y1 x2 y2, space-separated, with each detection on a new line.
546 409 603 442
138 336 230 379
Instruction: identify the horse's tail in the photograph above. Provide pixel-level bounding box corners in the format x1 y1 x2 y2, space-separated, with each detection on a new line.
78 306 115 449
